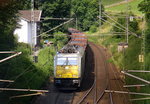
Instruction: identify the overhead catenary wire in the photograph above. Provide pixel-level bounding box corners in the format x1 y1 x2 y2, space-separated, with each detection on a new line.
34 18 74 38
102 12 139 38
98 16 128 33
41 17 73 20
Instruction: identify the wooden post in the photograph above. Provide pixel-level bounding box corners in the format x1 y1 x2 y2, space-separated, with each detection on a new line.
0 52 22 63
105 90 150 96
125 70 150 73
130 97 150 101
10 92 43 99
0 88 48 93
123 84 147 88
121 71 150 84
0 51 17 54
0 79 14 83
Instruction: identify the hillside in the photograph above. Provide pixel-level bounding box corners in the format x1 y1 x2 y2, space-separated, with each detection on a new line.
101 0 124 6
105 0 143 16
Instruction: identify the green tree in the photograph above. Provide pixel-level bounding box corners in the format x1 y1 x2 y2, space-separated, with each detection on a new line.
39 0 72 34
71 0 104 31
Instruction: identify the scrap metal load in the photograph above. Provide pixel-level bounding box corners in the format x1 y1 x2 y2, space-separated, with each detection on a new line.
54 28 87 89
59 28 87 53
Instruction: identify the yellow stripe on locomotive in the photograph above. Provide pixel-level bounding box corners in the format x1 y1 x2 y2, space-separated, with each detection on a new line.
56 65 79 78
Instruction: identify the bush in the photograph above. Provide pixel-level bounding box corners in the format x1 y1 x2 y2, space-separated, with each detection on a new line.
89 25 97 33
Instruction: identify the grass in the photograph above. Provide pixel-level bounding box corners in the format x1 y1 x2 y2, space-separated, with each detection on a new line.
101 0 124 6
106 0 143 16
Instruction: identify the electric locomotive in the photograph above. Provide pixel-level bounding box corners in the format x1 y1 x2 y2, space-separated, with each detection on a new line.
54 28 87 89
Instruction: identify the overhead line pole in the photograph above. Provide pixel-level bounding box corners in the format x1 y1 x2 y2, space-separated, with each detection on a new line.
31 0 34 55
99 0 102 28
126 0 129 43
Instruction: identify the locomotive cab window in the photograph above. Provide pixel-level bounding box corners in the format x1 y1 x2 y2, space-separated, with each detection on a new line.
57 58 67 65
68 58 77 65
57 57 78 66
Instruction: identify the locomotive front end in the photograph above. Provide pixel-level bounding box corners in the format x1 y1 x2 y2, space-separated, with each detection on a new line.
54 54 81 89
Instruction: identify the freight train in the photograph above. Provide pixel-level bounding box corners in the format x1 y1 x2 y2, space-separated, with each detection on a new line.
54 28 87 89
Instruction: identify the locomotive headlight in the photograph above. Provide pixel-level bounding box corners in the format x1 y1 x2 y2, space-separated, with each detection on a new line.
65 66 69 70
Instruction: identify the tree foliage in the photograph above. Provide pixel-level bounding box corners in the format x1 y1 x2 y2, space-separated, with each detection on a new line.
71 0 104 31
39 0 72 33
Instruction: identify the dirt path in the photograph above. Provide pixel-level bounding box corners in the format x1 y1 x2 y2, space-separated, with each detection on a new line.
105 0 134 8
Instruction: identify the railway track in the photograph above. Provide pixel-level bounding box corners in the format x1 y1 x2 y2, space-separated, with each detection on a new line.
76 42 114 104
33 77 75 104
33 42 129 104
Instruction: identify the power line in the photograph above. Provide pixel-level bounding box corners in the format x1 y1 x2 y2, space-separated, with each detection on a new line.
34 18 74 38
102 12 139 38
41 17 73 20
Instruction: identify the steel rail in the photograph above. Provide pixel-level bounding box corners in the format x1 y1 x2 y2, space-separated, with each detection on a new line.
77 80 95 104
77 42 113 104
93 43 110 104
77 42 101 104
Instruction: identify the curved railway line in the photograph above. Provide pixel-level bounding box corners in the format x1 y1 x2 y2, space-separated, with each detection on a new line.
33 42 130 104
75 42 112 104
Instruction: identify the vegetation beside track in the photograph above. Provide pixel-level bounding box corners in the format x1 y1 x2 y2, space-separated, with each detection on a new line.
0 34 67 104
88 3 150 103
